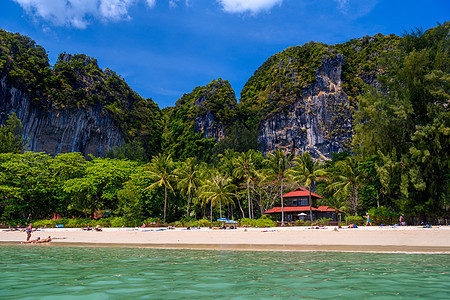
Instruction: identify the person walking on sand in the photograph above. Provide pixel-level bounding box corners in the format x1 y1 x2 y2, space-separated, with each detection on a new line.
25 223 33 241
365 213 372 226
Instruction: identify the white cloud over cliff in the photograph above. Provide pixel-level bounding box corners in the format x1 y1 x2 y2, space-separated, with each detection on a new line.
217 0 283 14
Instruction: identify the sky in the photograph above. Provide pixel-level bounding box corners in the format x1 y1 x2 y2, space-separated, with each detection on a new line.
1 0 448 108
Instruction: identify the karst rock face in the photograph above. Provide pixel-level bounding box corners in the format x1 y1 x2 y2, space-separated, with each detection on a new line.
194 93 225 141
258 55 352 159
0 76 123 157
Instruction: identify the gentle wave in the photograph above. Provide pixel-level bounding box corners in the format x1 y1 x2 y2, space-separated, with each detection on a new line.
1 246 449 299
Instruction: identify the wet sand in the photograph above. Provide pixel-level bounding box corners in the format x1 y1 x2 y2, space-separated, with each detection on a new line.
2 226 450 253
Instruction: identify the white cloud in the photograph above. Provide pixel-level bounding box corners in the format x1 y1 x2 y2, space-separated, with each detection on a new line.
333 0 349 10
145 0 156 8
333 0 379 19
217 0 283 14
169 0 178 8
13 0 144 29
99 0 135 21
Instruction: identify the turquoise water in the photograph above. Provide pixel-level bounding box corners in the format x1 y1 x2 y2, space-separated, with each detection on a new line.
0 246 449 299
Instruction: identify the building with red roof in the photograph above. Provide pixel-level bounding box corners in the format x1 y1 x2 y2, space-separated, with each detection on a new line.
264 187 341 221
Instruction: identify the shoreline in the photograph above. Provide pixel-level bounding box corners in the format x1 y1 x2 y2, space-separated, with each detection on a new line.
1 226 450 254
1 241 449 254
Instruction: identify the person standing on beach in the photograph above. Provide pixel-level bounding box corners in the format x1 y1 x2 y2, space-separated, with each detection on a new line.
399 214 405 226
25 223 32 241
365 213 372 226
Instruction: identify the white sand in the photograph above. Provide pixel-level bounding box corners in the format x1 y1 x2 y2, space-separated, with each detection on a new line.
2 226 450 253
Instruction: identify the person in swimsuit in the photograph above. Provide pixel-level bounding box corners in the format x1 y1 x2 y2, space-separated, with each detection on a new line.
21 237 40 244
25 223 33 241
33 236 52 243
365 213 372 226
399 214 405 226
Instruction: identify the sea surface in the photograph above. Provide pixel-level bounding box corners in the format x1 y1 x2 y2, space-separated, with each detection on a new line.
1 245 449 299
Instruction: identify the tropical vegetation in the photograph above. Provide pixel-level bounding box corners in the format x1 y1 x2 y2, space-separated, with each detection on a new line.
0 23 448 226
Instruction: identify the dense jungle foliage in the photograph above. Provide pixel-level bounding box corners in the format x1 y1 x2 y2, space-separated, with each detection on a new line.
0 23 448 226
161 78 239 162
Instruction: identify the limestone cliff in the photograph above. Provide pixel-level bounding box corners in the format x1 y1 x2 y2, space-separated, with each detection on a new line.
163 79 236 160
239 34 399 159
0 76 123 156
258 55 351 159
0 29 162 158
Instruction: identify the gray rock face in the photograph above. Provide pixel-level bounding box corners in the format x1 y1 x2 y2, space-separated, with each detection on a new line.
0 76 123 157
192 85 228 141
195 111 225 141
258 55 352 159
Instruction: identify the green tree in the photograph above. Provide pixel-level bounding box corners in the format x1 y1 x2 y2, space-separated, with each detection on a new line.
288 152 327 221
326 156 364 215
200 173 236 221
353 23 449 220
233 150 257 219
176 157 202 217
145 153 176 222
117 180 143 221
63 157 135 217
265 149 294 223
0 112 24 154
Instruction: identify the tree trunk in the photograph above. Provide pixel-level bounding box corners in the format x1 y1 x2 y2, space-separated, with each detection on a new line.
219 199 222 218
163 185 167 223
309 186 313 222
236 197 245 218
247 176 251 219
210 199 213 222
187 191 191 217
281 178 284 225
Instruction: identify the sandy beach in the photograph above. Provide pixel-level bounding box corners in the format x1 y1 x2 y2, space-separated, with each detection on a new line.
2 226 450 253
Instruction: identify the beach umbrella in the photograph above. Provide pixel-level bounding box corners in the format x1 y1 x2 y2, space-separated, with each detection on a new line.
297 213 307 216
217 218 229 222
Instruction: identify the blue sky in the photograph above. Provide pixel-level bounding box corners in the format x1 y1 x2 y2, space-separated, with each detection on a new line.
1 0 448 108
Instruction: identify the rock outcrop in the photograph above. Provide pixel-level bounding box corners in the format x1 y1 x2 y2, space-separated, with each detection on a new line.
0 76 123 156
258 55 352 159
195 109 225 141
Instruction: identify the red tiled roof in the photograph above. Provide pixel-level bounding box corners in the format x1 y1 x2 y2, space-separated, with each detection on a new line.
264 206 318 214
282 187 323 199
318 206 339 212
264 205 341 214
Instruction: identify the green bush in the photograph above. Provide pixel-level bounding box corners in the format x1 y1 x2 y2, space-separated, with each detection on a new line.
295 220 313 226
190 218 213 227
109 217 142 227
240 216 276 227
29 217 144 228
367 206 399 225
313 218 332 226
345 215 365 225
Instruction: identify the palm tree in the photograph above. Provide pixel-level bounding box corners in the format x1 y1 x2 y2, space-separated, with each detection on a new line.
176 157 201 217
145 153 176 223
200 173 236 221
218 149 246 218
265 149 294 224
327 156 363 215
288 152 327 222
233 150 257 219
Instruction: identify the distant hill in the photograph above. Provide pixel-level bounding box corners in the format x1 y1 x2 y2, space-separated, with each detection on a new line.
0 23 448 160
